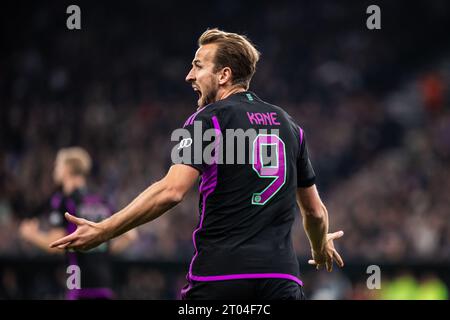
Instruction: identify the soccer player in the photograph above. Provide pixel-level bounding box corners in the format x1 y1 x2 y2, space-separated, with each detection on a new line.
20 147 137 299
50 29 344 300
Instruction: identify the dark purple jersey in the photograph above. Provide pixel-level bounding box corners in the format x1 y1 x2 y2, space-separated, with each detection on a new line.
48 188 114 299
173 91 316 286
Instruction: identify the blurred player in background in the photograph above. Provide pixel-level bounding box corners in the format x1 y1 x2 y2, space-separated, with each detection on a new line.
50 29 344 300
20 147 137 299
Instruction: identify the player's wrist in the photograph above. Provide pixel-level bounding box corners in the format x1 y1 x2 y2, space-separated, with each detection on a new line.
311 237 327 254
97 219 114 242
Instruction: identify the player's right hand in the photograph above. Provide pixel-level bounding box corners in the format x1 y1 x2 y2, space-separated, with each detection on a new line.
308 231 344 272
49 212 108 251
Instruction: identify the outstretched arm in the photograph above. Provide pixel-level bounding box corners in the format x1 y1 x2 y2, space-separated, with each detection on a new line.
296 184 344 272
50 164 199 251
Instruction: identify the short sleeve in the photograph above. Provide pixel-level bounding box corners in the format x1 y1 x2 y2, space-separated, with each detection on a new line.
172 110 216 174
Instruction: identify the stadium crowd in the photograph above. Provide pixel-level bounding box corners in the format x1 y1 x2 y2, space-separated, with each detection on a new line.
1 1 449 299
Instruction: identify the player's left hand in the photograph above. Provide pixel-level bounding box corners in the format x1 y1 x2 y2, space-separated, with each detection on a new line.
308 231 344 272
49 212 108 251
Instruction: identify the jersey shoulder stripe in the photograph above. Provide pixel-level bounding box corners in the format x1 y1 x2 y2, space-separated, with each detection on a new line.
183 107 205 128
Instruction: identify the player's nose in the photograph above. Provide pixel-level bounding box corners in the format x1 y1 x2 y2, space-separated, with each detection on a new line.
185 68 195 83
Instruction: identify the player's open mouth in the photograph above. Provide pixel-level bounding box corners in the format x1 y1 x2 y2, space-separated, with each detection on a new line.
193 87 202 99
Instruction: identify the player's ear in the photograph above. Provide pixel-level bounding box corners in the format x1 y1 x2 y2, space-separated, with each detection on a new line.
218 67 232 85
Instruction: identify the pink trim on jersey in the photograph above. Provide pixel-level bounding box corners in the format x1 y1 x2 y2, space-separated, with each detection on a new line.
183 106 207 128
190 273 303 287
187 115 221 279
299 127 304 146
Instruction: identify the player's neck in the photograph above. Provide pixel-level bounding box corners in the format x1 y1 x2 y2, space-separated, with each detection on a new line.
63 177 86 195
216 86 246 102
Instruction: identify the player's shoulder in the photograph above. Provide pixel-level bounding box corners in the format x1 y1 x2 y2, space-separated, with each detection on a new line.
78 190 113 218
256 96 306 144
261 99 291 119
71 188 107 207
182 104 217 128
182 98 234 129
200 91 281 120
183 91 300 128
49 190 64 208
255 94 302 128
219 91 302 130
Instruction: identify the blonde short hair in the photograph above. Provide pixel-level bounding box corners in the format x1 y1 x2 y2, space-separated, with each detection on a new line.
56 147 92 177
198 28 260 90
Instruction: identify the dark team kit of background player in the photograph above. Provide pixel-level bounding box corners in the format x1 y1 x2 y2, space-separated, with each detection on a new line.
48 187 114 299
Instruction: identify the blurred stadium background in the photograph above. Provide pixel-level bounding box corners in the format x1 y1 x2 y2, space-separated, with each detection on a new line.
1 0 449 299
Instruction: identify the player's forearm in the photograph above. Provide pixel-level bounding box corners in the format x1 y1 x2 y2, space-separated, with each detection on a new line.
302 203 329 253
27 231 65 254
100 179 182 240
